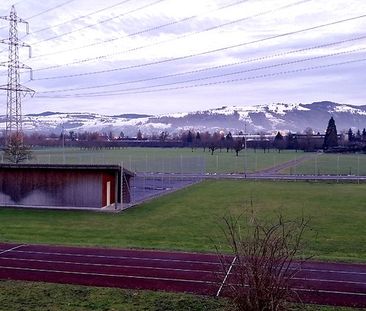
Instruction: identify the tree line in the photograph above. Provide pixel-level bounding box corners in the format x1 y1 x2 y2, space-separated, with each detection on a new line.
1 117 365 162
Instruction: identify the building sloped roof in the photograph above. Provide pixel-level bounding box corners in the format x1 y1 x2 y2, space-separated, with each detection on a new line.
0 164 134 176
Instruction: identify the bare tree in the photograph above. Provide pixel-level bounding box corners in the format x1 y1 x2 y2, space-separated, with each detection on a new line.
233 138 243 156
216 211 311 311
3 134 32 164
159 131 169 142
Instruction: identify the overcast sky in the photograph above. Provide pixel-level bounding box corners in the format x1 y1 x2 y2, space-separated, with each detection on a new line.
0 0 365 115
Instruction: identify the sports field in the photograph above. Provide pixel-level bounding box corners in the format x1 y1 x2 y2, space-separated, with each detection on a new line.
0 180 364 262
281 153 366 176
0 179 365 310
5 147 365 175
1 149 365 310
15 147 305 174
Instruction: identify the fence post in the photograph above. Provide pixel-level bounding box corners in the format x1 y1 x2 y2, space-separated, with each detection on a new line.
357 154 360 184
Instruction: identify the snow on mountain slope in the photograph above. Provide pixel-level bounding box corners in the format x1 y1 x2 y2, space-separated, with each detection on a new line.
332 105 366 115
0 101 365 136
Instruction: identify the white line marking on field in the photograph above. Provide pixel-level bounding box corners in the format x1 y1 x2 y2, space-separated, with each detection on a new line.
0 265 215 284
294 287 366 296
222 282 366 297
292 277 366 286
299 268 366 275
232 262 366 276
1 257 365 286
0 257 217 274
0 245 25 256
12 249 221 265
216 256 236 297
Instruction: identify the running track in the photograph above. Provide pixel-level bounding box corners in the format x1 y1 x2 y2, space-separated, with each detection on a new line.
0 243 365 307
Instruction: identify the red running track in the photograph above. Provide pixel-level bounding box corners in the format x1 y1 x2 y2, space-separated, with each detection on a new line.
0 243 365 307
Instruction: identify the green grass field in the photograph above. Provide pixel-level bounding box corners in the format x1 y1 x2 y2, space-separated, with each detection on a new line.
1 180 365 310
0 280 361 311
281 153 366 176
10 147 305 174
1 180 365 262
2 147 366 175
3 147 366 175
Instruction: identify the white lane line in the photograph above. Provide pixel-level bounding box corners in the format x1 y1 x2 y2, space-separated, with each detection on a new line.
231 263 366 276
9 248 366 277
0 257 217 274
0 265 216 285
294 287 366 296
12 249 222 265
1 263 365 297
216 256 236 297
223 282 366 297
0 245 25 256
298 268 366 275
293 277 366 286
1 257 365 286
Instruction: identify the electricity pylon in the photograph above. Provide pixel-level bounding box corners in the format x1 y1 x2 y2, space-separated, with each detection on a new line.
0 5 34 144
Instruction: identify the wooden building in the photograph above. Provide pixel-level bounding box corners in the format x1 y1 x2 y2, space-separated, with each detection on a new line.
0 164 133 209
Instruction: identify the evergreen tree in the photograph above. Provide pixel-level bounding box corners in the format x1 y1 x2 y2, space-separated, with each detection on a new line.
355 129 362 142
225 132 233 152
187 130 193 144
286 132 293 149
362 128 366 142
323 117 338 149
348 128 354 142
195 132 201 148
225 132 233 141
273 131 285 153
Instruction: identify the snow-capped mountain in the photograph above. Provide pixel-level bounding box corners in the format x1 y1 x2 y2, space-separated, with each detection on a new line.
0 101 365 136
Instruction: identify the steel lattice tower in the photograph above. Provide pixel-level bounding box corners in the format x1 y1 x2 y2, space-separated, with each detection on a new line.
0 5 34 144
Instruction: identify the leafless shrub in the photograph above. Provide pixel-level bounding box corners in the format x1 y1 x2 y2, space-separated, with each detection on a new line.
216 211 311 311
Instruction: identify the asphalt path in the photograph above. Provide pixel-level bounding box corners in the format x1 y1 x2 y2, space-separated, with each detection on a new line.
129 175 201 206
0 243 365 307
138 172 366 182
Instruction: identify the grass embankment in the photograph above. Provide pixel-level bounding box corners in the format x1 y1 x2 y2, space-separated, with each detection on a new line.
1 180 365 262
0 280 362 311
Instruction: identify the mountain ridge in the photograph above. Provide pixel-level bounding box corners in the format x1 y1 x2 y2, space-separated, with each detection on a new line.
0 101 365 136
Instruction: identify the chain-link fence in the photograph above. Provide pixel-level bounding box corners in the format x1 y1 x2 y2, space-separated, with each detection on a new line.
1 149 365 208
1 148 366 176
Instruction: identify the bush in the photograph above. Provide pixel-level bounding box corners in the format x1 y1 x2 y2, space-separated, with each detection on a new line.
216 211 311 311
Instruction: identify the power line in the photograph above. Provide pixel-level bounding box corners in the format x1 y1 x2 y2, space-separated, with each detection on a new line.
32 0 168 46
0 0 76 31
25 0 76 20
32 35 366 81
35 48 365 96
33 0 310 60
34 0 306 59
31 13 366 77
31 0 134 34
36 58 366 98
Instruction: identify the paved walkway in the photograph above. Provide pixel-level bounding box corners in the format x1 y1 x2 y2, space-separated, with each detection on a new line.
253 154 316 175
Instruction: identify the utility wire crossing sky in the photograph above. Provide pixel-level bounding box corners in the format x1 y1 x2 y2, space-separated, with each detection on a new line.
0 0 365 115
